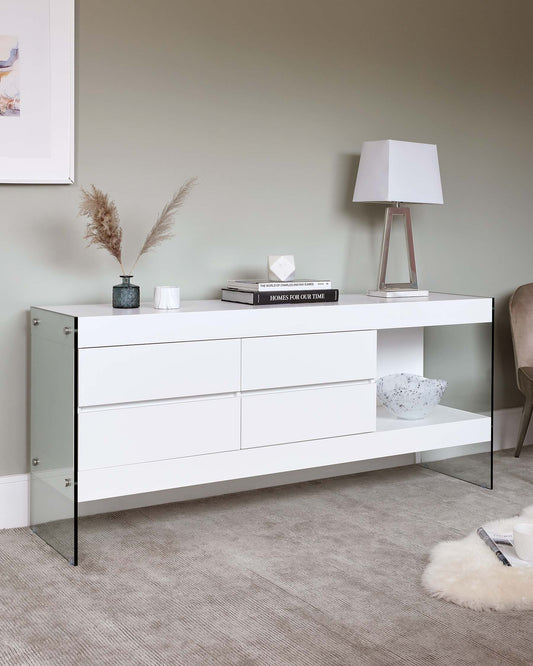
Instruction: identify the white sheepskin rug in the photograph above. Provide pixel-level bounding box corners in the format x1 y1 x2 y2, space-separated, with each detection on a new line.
422 504 533 611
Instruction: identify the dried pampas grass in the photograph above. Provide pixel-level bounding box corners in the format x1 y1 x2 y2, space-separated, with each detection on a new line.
79 185 125 273
131 177 197 271
78 178 196 274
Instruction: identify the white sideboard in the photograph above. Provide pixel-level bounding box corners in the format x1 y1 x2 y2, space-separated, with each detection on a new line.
30 293 493 564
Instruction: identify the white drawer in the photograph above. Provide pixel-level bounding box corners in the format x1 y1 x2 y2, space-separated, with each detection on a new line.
241 331 376 390
78 339 240 406
79 395 240 470
241 382 376 449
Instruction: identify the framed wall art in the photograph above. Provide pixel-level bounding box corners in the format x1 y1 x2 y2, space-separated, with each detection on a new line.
0 0 74 183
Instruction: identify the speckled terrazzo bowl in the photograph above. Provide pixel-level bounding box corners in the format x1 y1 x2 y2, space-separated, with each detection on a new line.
376 373 447 420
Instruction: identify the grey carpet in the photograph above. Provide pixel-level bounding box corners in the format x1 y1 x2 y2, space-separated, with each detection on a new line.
1 449 533 665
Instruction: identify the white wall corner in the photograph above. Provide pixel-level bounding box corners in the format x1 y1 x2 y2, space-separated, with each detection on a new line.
0 407 529 529
0 474 29 529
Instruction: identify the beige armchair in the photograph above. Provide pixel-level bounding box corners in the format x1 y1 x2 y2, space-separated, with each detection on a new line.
509 283 533 457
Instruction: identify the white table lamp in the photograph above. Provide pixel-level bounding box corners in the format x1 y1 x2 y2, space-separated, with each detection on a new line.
353 139 443 297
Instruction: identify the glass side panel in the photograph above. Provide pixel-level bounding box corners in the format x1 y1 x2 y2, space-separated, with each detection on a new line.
30 309 77 565
420 313 493 489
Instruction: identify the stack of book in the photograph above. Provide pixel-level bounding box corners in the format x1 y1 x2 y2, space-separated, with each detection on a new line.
221 279 338 305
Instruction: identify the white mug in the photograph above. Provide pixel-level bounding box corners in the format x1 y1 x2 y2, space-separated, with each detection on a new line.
153 286 180 310
513 522 533 561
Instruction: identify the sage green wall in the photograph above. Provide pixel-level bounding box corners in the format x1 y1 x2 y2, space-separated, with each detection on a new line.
1 0 532 475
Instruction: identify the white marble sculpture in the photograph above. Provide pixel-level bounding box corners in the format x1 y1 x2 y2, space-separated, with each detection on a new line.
268 255 296 282
376 373 447 420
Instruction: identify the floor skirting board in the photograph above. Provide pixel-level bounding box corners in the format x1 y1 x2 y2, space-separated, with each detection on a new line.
0 474 30 529
492 406 525 455
1 407 530 529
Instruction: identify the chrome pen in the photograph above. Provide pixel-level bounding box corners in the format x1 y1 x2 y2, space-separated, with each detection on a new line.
477 527 512 566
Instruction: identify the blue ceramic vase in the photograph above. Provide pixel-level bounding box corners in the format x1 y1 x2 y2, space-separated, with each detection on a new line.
112 275 140 309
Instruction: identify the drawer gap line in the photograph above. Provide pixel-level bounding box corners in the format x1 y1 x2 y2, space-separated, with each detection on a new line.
79 392 240 412
243 379 375 397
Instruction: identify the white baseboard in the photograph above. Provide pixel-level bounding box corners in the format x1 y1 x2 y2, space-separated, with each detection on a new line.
2 406 529 528
0 474 30 529
493 406 524 452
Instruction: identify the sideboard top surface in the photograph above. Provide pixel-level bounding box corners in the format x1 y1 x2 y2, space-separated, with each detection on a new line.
34 292 491 318
32 293 493 348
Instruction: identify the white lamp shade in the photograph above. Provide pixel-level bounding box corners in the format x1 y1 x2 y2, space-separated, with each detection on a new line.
353 140 444 204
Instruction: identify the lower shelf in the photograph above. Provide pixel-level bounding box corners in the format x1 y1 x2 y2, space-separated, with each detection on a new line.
78 405 491 502
375 404 489 431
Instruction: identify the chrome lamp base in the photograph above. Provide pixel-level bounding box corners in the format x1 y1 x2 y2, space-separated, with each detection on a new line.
368 205 429 299
367 289 429 298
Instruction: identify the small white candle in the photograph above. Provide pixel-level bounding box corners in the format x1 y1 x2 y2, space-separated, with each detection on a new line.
153 286 180 310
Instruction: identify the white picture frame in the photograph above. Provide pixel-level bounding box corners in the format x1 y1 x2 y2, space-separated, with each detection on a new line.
0 0 74 183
